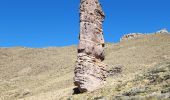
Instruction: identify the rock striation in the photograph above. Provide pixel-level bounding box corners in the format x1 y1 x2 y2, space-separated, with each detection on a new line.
74 0 107 92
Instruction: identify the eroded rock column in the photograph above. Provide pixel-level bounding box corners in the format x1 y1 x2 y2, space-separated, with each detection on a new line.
74 0 107 92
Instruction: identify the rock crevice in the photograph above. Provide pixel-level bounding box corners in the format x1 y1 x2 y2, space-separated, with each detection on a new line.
74 0 107 92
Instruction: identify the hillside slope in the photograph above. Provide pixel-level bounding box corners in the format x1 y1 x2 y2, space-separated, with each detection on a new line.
0 33 170 100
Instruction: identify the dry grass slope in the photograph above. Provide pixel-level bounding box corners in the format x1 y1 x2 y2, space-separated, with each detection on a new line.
0 33 170 100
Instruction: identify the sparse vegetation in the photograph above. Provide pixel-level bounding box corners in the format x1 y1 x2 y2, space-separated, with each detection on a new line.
0 33 170 100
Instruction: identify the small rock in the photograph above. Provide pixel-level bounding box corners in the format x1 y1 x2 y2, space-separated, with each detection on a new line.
94 96 106 100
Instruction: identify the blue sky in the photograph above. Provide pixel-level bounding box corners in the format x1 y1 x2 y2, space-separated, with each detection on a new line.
0 0 170 47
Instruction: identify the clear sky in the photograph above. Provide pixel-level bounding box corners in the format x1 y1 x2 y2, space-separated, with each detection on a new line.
0 0 170 47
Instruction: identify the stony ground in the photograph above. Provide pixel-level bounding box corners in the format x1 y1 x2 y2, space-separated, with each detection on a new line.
0 33 170 100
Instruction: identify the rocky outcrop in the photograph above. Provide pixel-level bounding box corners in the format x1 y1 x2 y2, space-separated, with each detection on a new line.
120 33 145 41
121 29 169 41
155 29 169 34
74 0 107 92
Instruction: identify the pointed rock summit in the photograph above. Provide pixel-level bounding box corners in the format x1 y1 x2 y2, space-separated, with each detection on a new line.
74 0 107 92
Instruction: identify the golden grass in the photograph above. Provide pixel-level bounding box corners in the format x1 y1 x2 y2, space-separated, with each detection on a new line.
0 33 170 100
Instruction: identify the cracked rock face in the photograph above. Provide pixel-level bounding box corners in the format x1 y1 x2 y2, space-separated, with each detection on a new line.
74 0 107 92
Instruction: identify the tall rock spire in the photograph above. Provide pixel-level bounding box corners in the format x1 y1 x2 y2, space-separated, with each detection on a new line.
74 0 107 92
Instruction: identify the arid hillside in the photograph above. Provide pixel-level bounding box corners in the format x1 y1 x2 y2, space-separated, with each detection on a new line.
0 33 170 100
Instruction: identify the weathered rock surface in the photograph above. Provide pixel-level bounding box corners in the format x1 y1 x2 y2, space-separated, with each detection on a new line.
74 0 107 92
